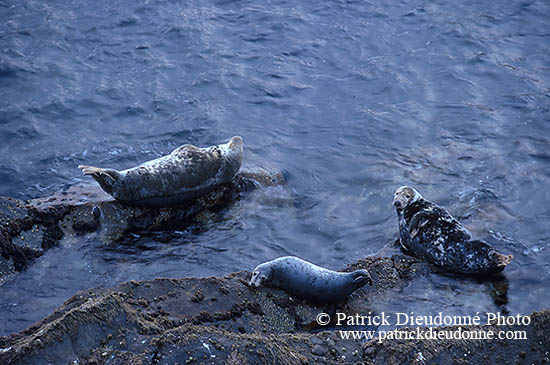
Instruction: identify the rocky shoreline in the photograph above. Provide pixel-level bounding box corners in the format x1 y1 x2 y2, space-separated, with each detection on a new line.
0 170 282 283
0 174 548 364
0 254 547 364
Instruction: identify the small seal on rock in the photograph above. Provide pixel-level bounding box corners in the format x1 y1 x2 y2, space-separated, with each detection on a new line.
393 186 513 275
78 136 243 206
248 256 372 303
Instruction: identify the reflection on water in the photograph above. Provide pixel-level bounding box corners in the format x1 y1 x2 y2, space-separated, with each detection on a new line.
1 0 549 335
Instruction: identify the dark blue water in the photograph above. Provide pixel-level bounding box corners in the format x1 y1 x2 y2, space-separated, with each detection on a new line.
1 0 549 335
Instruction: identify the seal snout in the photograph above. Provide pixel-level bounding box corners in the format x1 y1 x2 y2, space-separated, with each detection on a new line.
393 193 405 210
393 196 402 208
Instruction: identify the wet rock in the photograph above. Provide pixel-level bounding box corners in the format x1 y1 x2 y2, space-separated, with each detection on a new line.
0 255 548 364
363 310 550 364
0 256 15 285
311 344 327 356
0 196 67 274
0 255 424 364
0 169 283 281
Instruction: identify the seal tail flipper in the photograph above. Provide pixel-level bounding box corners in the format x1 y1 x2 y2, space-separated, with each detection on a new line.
78 165 121 195
489 250 513 268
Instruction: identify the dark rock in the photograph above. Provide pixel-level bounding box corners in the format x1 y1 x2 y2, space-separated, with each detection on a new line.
311 344 327 356
1 168 547 363
0 255 424 364
363 310 550 364
0 255 548 364
0 169 283 281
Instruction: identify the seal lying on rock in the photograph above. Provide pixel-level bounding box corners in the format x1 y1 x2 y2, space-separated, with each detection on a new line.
249 256 372 303
393 186 513 275
78 136 243 206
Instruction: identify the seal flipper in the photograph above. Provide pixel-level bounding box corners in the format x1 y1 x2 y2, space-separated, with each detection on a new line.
78 165 121 195
351 270 373 286
488 249 513 269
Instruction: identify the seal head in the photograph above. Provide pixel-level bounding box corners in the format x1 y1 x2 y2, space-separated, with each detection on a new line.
249 261 273 288
393 186 422 212
218 136 243 182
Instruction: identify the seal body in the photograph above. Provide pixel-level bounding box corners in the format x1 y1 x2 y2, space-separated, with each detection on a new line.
249 256 372 303
393 186 513 275
78 136 243 206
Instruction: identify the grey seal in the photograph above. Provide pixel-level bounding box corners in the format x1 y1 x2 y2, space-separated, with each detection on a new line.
248 256 372 303
393 186 513 275
78 136 243 206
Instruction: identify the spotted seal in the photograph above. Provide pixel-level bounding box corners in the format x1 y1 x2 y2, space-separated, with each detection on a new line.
393 186 513 275
78 136 243 206
248 256 372 303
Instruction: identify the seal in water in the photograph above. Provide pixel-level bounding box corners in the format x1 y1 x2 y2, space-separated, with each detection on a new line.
78 136 243 206
248 256 372 303
393 186 513 275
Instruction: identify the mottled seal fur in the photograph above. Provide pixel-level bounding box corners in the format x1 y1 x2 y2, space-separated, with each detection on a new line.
393 186 513 275
78 136 243 206
249 256 372 303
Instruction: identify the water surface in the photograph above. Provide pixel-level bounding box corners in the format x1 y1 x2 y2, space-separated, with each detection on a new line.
1 0 549 335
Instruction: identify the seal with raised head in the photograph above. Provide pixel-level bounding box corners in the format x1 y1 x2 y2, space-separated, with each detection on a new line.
248 256 372 303
78 136 243 206
393 186 513 275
